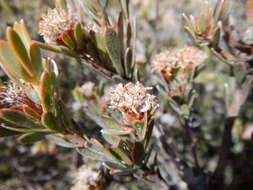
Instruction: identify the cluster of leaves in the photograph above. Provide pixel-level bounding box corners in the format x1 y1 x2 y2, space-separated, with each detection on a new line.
0 21 78 143
0 0 158 186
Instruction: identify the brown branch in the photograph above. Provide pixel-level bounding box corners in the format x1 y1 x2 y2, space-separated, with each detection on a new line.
209 116 235 189
210 75 253 189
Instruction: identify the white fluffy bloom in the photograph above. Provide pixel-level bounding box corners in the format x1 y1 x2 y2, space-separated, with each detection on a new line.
152 46 206 80
108 82 158 123
71 162 102 190
0 82 27 107
39 8 78 43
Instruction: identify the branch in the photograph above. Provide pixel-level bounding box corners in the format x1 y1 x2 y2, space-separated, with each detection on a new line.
210 75 253 189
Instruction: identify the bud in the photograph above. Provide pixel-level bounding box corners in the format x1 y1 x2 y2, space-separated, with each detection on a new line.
182 0 227 47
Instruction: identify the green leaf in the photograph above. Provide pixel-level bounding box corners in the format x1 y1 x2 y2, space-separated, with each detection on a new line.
124 48 132 78
62 33 75 50
143 120 154 149
211 27 221 47
182 13 196 32
103 161 128 171
7 28 34 78
18 132 46 144
140 112 148 141
13 20 32 50
32 42 77 58
47 135 79 148
92 32 115 70
74 23 84 48
33 42 62 53
81 1 101 26
0 126 22 137
181 104 190 118
101 129 131 136
59 46 78 57
91 138 120 163
93 32 107 52
104 28 124 76
78 147 110 161
40 72 54 111
102 132 121 146
199 15 207 34
0 119 47 133
213 0 225 25
0 109 44 129
42 112 62 132
0 41 31 83
131 142 145 166
110 147 132 165
118 12 125 54
102 117 124 130
29 43 43 80
126 22 132 47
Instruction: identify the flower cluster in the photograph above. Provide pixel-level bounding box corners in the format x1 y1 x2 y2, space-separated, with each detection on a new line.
71 162 103 190
0 82 42 116
152 46 206 97
152 46 206 82
39 8 78 43
0 82 27 108
108 82 158 123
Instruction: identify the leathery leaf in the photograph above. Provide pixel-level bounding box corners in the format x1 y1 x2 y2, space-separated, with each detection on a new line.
18 132 47 144
39 72 54 111
7 28 34 78
104 28 124 76
0 41 32 83
0 109 44 129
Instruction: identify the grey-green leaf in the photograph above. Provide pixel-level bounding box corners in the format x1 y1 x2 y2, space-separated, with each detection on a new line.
104 28 124 76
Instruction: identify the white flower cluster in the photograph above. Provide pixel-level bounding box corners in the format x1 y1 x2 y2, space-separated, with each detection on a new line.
108 82 158 122
0 82 27 107
152 46 206 79
39 8 78 43
71 163 101 190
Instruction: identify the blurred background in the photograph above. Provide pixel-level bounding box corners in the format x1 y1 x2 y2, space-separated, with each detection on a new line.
1 0 253 190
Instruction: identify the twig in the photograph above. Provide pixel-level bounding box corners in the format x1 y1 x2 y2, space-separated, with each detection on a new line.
210 75 253 189
183 119 201 171
210 117 235 189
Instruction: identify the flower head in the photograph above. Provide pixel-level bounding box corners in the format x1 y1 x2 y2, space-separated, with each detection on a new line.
71 162 102 190
108 82 158 123
152 46 206 81
0 82 27 108
0 81 42 119
39 8 78 43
